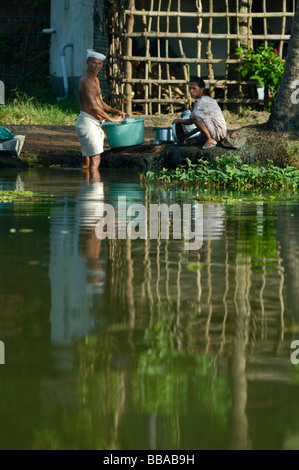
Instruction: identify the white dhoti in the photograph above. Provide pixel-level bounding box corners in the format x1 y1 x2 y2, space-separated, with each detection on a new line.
75 111 105 156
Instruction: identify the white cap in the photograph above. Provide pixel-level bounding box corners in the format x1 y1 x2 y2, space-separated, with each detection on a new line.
87 49 106 61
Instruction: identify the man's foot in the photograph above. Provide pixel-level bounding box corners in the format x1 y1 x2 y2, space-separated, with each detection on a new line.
202 141 217 149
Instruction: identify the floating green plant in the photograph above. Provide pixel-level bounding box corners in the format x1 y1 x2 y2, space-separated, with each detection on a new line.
0 190 34 202
140 155 299 192
0 190 55 203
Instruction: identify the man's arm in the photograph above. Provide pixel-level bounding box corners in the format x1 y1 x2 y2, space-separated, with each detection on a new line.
103 101 126 117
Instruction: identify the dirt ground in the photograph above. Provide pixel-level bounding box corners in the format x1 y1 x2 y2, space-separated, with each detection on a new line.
5 109 271 160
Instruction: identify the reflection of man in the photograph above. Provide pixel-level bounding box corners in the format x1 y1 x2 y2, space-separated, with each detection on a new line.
49 169 105 368
75 49 126 171
78 169 104 287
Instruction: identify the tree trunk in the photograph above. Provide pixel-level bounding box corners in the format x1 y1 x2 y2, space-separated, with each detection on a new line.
268 2 299 135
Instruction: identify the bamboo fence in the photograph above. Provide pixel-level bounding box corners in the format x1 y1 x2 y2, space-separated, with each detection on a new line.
107 0 297 114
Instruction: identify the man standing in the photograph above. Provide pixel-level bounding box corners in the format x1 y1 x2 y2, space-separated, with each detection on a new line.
76 49 126 170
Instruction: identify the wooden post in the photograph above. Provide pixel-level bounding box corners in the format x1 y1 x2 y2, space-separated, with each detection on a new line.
206 0 215 98
177 0 189 100
280 0 287 58
196 0 203 78
166 0 174 113
263 0 268 49
157 0 162 114
145 0 154 114
125 0 135 115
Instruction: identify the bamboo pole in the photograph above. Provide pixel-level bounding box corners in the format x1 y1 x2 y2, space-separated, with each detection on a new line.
157 0 162 114
236 0 241 113
263 0 268 49
177 0 189 101
206 0 215 98
280 0 287 58
120 77 262 84
121 56 245 63
248 0 253 50
239 0 252 109
166 0 174 113
196 0 203 78
125 32 291 40
124 10 294 18
224 0 230 104
125 0 135 114
145 0 154 114
239 0 252 48
130 97 267 105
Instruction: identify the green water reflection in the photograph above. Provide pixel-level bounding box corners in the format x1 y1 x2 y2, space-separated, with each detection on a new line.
0 168 299 450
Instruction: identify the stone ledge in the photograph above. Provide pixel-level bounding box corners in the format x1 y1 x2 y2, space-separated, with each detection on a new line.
0 135 26 167
0 135 25 156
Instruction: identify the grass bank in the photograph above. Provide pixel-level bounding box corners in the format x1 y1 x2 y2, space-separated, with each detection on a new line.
0 94 271 129
0 95 79 126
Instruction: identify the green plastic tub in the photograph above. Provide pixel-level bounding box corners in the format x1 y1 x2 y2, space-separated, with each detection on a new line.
102 118 146 148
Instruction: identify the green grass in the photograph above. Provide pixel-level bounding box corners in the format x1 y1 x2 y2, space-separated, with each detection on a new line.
0 94 79 125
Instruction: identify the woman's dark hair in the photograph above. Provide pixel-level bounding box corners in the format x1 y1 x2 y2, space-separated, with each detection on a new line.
189 76 205 88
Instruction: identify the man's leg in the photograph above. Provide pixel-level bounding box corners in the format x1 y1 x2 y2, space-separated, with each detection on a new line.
90 154 101 181
82 156 90 169
90 154 101 169
82 154 100 170
190 119 217 147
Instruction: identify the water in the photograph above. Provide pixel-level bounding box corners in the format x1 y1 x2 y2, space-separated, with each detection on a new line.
1 167 299 450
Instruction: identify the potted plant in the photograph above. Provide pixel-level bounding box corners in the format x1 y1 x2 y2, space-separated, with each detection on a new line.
235 42 285 107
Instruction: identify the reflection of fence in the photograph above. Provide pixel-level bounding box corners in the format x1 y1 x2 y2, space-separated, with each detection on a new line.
108 0 296 114
104 194 290 357
100 195 294 449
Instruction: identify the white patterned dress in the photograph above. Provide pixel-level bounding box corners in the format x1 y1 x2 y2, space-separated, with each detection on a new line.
191 95 227 141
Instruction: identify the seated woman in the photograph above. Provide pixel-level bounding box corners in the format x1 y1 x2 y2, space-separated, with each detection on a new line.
173 76 227 149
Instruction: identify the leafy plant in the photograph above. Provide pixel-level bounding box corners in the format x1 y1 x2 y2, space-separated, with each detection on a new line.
235 43 285 102
140 155 299 192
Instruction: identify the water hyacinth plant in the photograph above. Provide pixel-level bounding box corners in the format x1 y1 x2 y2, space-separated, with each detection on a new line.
140 155 299 192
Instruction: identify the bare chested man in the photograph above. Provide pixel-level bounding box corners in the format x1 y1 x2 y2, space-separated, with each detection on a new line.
75 49 126 171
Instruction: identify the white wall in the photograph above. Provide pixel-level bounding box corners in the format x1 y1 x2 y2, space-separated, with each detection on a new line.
50 0 94 79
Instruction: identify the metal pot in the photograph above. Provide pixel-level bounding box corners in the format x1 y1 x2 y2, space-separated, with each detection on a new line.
180 110 201 139
153 126 174 143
